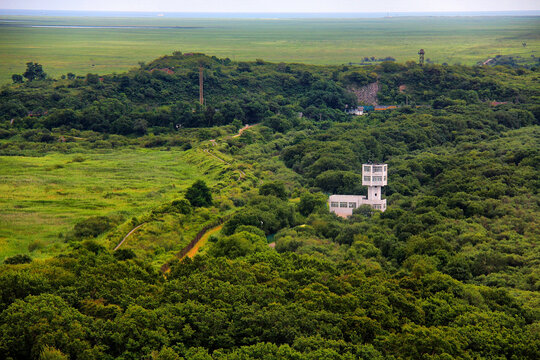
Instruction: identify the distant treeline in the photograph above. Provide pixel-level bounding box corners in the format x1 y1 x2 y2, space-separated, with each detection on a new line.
1 52 538 137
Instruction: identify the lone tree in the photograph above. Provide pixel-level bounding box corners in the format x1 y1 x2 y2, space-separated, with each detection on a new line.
185 180 212 207
23 62 46 81
11 74 23 84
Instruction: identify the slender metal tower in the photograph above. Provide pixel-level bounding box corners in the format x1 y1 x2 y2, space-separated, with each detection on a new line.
418 49 425 66
199 66 204 105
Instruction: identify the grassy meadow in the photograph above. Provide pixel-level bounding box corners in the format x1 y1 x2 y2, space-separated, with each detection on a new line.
0 146 232 261
0 15 539 83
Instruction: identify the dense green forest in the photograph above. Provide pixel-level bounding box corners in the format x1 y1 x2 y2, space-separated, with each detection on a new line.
0 53 539 359
2 52 537 137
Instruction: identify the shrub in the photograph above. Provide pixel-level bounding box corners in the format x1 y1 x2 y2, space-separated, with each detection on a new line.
21 129 56 143
114 249 136 261
235 225 266 238
259 181 288 200
73 216 116 238
71 156 86 163
143 137 167 148
0 129 15 139
152 199 192 216
209 231 267 259
28 239 45 252
298 192 327 216
170 199 192 214
81 240 106 254
4 254 32 264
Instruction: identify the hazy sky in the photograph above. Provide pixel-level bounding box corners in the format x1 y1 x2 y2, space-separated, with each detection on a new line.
1 0 539 12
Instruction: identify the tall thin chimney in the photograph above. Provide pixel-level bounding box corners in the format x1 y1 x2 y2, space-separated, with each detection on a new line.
199 66 204 105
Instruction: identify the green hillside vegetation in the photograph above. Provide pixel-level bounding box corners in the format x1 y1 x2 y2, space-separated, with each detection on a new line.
2 52 538 137
0 145 245 263
0 53 539 359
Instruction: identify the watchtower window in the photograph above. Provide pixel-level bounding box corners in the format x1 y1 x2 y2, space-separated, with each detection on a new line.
373 176 382 181
339 202 348 208
330 202 338 208
363 166 371 173
364 176 371 181
373 166 383 173
349 202 356 208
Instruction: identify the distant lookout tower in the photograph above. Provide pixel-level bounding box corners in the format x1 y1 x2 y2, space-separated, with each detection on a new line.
418 49 425 66
328 164 388 217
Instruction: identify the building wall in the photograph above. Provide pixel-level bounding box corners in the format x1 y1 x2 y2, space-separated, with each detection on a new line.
328 195 364 217
328 194 386 216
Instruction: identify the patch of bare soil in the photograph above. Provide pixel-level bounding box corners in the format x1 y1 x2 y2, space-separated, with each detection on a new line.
348 82 380 105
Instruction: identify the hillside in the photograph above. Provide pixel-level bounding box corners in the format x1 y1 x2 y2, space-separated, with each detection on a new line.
0 54 539 359
2 52 538 137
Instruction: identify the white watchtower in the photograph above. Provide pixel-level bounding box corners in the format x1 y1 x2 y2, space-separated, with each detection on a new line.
362 163 387 211
328 163 387 217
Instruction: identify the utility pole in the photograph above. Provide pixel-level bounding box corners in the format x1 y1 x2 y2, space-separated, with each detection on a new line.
199 66 204 105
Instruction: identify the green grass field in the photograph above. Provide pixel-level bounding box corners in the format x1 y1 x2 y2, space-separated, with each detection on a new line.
0 146 230 260
0 16 538 83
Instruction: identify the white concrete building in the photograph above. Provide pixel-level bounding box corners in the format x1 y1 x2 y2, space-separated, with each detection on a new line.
346 106 364 116
328 164 387 217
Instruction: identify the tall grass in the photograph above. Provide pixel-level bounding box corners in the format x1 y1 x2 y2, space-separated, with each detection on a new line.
0 146 229 260
1 16 538 83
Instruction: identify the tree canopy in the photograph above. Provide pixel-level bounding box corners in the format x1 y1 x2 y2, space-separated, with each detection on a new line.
185 180 212 207
0 53 538 360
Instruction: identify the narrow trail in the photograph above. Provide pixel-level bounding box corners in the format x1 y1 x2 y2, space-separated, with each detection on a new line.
202 149 246 179
160 124 258 272
203 148 228 164
232 123 257 138
161 217 230 273
184 225 222 259
114 223 145 251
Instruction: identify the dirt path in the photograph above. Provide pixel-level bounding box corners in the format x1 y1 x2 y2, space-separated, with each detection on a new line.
203 148 228 164
161 220 227 274
233 123 258 138
114 223 145 251
208 123 258 144
183 225 223 259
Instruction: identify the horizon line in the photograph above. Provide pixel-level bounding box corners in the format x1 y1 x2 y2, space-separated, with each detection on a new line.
1 9 539 14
